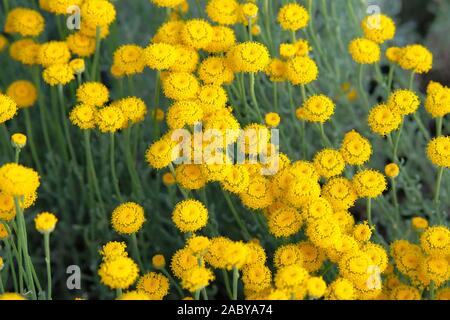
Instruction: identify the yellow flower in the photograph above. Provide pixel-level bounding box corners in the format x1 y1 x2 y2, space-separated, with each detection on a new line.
306 217 342 249
113 45 145 75
436 288 450 300
242 264 272 293
7 8 45 37
242 3 258 18
181 266 215 292
387 89 420 115
162 172 176 186
322 177 357 211
227 42 270 73
0 35 8 52
166 100 203 130
361 14 396 44
353 222 373 242
0 93 18 124
9 39 41 66
352 169 387 198
275 265 309 291
385 163 400 178
265 58 286 82
76 82 109 107
145 137 177 169
307 277 327 299
38 41 71 68
144 43 178 71
153 20 185 45
298 241 325 272
287 177 321 208
152 254 166 269
111 202 145 235
171 248 198 278
386 46 402 63
427 136 450 168
0 163 40 197
240 176 273 210
223 241 250 270
175 164 207 190
136 272 170 300
172 199 208 233
151 0 184 8
198 56 234 85
181 19 213 49
186 235 210 257
349 38 380 64
0 224 9 240
420 226 450 256
411 217 428 231
421 255 450 287
96 105 125 133
368 104 402 136
390 284 421 300
204 26 236 54
48 0 83 14
117 97 147 124
425 81 450 118
98 256 139 290
221 165 250 194
313 149 345 179
34 212 58 234
117 291 150 300
340 130 372 166
69 58 86 74
278 3 309 31
70 104 97 130
204 237 233 269
286 56 318 85
206 0 240 25
296 94 335 123
325 278 355 300
274 244 303 268
42 64 75 86
99 241 127 261
66 32 96 57
6 80 37 109
265 112 281 127
302 197 333 222
81 0 116 27
398 44 433 74
162 72 199 100
268 206 302 238
0 293 26 300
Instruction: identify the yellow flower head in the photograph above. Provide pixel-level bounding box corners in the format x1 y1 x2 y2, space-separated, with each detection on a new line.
313 148 345 179
0 224 9 240
387 89 420 115
6 8 45 37
0 35 8 52
326 278 355 300
144 43 178 71
38 41 71 68
298 241 325 272
66 32 96 57
6 80 37 109
198 56 235 85
411 217 428 231
322 177 357 211
206 0 240 25
242 264 272 293
117 97 147 124
76 82 109 107
181 19 213 49
287 176 321 208
398 44 433 74
268 206 302 238
221 165 250 194
368 104 402 136
340 130 372 166
0 293 26 300
223 241 250 270
240 176 274 210
425 81 450 118
96 105 125 133
145 136 177 169
0 163 40 197
111 202 145 235
427 136 450 168
151 0 184 8
162 72 199 100
352 169 387 198
136 272 170 300
306 217 342 249
361 14 396 44
81 0 116 27
296 94 335 123
227 42 270 73
275 265 309 291
205 26 236 54
420 226 450 256
166 100 203 130
153 20 185 45
42 64 75 86
307 277 327 299
349 38 380 64
386 46 402 63
34 212 58 234
352 222 373 242
69 58 86 74
181 266 215 292
0 94 17 124
99 241 128 261
98 256 139 290
152 254 166 269
265 58 286 82
70 104 97 130
265 112 281 127
274 243 303 268
286 56 318 85
204 237 233 269
9 39 41 66
171 248 197 279
112 45 145 75
172 199 208 233
390 284 421 300
278 3 309 31
175 164 207 190
384 163 400 178
48 0 83 14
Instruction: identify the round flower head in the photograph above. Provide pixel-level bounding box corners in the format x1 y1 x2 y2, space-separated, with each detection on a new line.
352 222 373 242
427 136 450 168
278 3 309 31
113 45 145 75
144 43 178 71
9 39 41 66
96 105 125 133
348 38 380 64
116 97 147 124
242 264 272 293
265 58 287 82
172 199 208 233
322 177 357 211
268 206 303 238
70 104 97 130
307 217 342 249
420 226 450 256
181 19 213 49
38 41 71 68
313 149 346 179
66 32 96 57
136 272 170 300
240 176 274 210
198 56 234 85
76 82 109 107
436 288 450 300
227 42 270 73
99 241 128 261
222 241 249 270
98 256 139 290
117 291 150 300
296 94 335 123
387 89 420 115
411 217 428 231
48 0 83 14
286 56 319 85
206 0 240 25
152 254 166 269
181 266 215 292
340 130 372 166
275 265 309 291
0 293 26 300
385 163 400 178
420 255 450 287
273 243 303 269
186 235 210 257
70 58 86 74
170 248 198 279
170 45 199 73
265 112 281 127
79 19 111 39
204 26 236 53
221 165 250 194
197 85 228 110
162 72 199 100
280 43 298 59
42 64 75 86
111 202 145 235
386 46 402 63
352 169 387 198
166 100 203 129
175 164 207 190
361 14 396 44
0 163 40 197
0 35 8 52
153 20 184 45
306 277 327 299
326 278 355 300
0 94 18 124
34 212 58 234
425 81 450 118
398 44 433 74
81 0 116 27
11 133 27 149
287 177 321 208
368 104 402 136
9 8 45 37
302 197 333 222
151 0 184 8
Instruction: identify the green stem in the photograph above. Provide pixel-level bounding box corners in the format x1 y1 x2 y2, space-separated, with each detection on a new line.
161 268 184 297
391 178 399 209
222 190 251 241
1 124 13 160
222 269 233 299
273 82 279 112
358 64 370 110
436 117 443 137
91 26 102 81
2 0 10 13
201 287 208 300
367 197 373 227
5 238 18 292
116 288 122 298
168 163 189 199
32 66 52 153
110 133 123 202
319 123 332 147
130 233 144 271
393 120 404 162
124 127 144 199
44 233 52 300
232 266 239 300
57 84 78 169
433 167 444 206
194 289 201 300
387 65 395 93
24 109 43 173
249 73 263 122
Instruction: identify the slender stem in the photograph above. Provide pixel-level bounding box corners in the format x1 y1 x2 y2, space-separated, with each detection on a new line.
110 133 123 202
130 233 144 271
249 73 263 122
387 65 395 93
116 288 122 298
57 84 78 168
194 289 201 300
408 71 415 90
201 287 208 300
358 64 370 110
44 233 52 300
232 266 239 300
263 0 274 53
5 239 18 292
367 198 373 227
433 167 444 206
168 163 189 199
32 66 52 153
430 282 435 300
124 127 144 199
91 26 102 81
393 120 404 162
273 82 279 112
436 117 443 137
391 178 399 209
221 190 251 240
413 113 431 140
84 130 105 215
2 0 10 13
24 109 43 173
222 269 233 299
319 123 332 147
1 124 13 160
161 268 184 297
